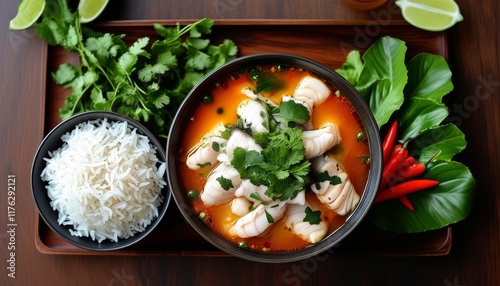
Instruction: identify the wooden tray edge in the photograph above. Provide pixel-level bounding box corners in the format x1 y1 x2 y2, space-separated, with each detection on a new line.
35 19 452 257
92 18 410 27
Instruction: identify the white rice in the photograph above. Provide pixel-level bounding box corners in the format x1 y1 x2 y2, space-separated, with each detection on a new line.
40 118 166 243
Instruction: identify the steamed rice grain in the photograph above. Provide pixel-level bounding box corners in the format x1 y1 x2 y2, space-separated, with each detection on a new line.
40 118 166 243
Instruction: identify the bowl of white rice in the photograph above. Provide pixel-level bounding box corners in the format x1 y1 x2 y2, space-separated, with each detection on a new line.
31 111 170 251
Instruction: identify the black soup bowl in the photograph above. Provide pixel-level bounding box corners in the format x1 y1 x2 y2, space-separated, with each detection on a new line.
31 111 171 251
166 53 382 262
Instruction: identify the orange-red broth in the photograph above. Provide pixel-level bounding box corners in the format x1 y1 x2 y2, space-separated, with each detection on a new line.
177 67 370 251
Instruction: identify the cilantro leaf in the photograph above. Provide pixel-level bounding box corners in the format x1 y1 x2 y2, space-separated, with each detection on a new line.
230 127 310 201
52 63 76 85
279 100 310 126
303 207 322 225
129 37 150 57
207 39 238 68
313 171 342 185
148 91 170 109
216 176 234 191
86 34 119 59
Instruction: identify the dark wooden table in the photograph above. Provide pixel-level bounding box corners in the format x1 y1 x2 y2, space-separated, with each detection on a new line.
1 0 499 285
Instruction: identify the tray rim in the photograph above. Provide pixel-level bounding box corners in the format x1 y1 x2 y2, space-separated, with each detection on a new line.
35 19 451 257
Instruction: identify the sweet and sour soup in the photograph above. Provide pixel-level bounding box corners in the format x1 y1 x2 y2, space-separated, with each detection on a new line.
176 64 370 252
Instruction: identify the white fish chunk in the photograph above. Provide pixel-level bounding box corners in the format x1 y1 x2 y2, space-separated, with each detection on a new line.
186 122 227 170
237 99 270 133
200 163 243 206
311 154 360 216
293 76 331 109
235 179 271 203
241 87 279 107
229 203 287 238
284 203 328 243
230 197 252 216
218 128 263 164
303 122 341 160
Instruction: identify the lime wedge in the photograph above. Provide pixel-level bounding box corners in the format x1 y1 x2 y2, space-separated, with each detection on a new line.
9 0 46 31
396 0 464 31
78 0 110 23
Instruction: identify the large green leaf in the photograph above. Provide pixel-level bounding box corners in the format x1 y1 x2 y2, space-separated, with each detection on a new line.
366 78 394 128
369 161 475 233
405 53 453 102
408 124 467 163
356 37 407 128
335 50 363 86
398 97 449 141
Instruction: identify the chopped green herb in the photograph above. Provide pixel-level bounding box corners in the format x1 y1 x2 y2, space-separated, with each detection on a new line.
249 192 264 201
303 207 322 225
212 141 220 152
313 171 342 190
249 68 284 94
197 162 211 168
231 127 311 201
216 176 233 191
265 210 274 223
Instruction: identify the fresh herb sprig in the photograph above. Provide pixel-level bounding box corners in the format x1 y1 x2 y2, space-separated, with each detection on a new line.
231 127 311 201
35 0 237 138
230 100 311 201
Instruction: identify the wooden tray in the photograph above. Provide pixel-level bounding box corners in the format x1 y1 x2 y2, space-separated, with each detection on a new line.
36 19 452 256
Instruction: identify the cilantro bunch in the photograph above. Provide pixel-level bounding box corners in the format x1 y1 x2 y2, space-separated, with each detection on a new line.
231 99 312 202
35 0 237 138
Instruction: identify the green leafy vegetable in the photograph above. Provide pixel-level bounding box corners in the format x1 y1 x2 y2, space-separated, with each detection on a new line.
34 1 237 138
369 161 475 233
404 53 453 101
335 50 363 85
303 207 322 225
398 97 449 142
408 124 467 163
231 127 310 201
337 36 475 233
337 37 408 128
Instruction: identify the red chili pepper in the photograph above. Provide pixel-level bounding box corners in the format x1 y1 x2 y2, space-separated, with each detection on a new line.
389 144 404 161
382 120 398 165
374 179 440 204
379 145 407 191
389 156 426 185
397 195 415 211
